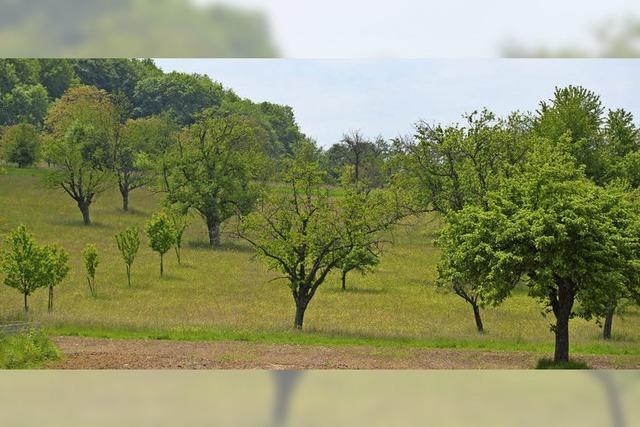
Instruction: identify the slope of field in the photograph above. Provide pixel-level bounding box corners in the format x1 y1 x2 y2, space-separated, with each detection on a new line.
0 167 639 358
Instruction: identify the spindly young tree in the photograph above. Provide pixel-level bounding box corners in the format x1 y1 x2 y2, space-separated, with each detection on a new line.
162 112 267 246
238 158 404 329
1 123 40 167
115 227 140 287
168 210 190 265
82 244 99 297
440 139 640 363
44 244 70 312
145 212 176 277
44 86 117 224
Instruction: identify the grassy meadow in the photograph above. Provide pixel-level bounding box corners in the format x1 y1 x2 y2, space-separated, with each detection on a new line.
0 167 639 356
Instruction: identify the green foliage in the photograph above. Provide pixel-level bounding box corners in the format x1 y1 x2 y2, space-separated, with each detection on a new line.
133 72 223 125
115 227 140 286
44 86 117 224
239 157 405 328
162 112 267 246
1 123 40 167
536 358 589 370
0 225 69 312
114 116 175 211
145 212 176 276
82 243 99 297
0 329 59 369
438 138 640 361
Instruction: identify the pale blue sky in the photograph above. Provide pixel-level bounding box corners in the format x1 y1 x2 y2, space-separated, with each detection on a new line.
155 59 640 147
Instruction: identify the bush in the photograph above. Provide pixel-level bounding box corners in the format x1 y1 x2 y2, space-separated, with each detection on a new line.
1 123 40 168
536 358 590 370
0 329 59 369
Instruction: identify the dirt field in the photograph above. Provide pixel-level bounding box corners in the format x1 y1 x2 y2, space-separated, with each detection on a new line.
48 336 640 369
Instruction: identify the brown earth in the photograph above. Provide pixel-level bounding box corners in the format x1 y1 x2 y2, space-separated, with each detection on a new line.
47 336 640 369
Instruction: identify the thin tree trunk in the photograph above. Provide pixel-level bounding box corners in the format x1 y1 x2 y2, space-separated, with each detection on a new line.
23 293 28 313
48 285 53 312
160 254 164 277
341 270 347 291
472 302 484 333
175 246 181 264
78 201 91 225
207 217 221 247
603 305 615 340
294 300 307 329
126 265 131 287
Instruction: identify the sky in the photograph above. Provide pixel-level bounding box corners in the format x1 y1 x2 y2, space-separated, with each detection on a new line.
155 59 640 148
196 0 640 57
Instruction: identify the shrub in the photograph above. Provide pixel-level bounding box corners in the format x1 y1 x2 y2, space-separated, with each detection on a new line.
0 329 59 369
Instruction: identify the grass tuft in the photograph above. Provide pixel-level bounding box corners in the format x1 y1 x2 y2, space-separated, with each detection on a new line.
0 329 60 369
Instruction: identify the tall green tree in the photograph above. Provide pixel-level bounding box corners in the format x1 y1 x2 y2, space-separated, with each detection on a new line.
439 139 640 363
113 116 175 211
162 112 267 246
43 86 117 225
398 110 531 332
238 157 404 329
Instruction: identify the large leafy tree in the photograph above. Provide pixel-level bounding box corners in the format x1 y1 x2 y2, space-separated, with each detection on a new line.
439 139 640 363
537 86 640 339
398 110 531 332
161 111 267 246
238 155 405 329
44 86 117 225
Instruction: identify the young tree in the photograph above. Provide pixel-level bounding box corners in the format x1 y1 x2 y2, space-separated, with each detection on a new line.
238 158 404 329
162 112 267 246
0 225 48 313
439 139 640 363
145 212 176 277
1 123 40 168
0 225 69 313
115 227 140 287
82 244 99 297
43 86 117 225
44 244 70 312
168 210 190 265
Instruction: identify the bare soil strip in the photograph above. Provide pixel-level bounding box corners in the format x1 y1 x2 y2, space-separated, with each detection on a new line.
48 336 640 369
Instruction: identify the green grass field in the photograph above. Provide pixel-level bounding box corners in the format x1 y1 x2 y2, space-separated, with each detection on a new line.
0 167 639 356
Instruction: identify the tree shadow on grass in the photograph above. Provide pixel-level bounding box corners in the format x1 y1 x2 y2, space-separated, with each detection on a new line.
186 239 254 254
49 219 115 230
326 287 387 295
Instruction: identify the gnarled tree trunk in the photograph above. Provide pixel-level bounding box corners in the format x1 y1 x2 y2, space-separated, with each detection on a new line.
294 297 309 329
472 302 484 334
